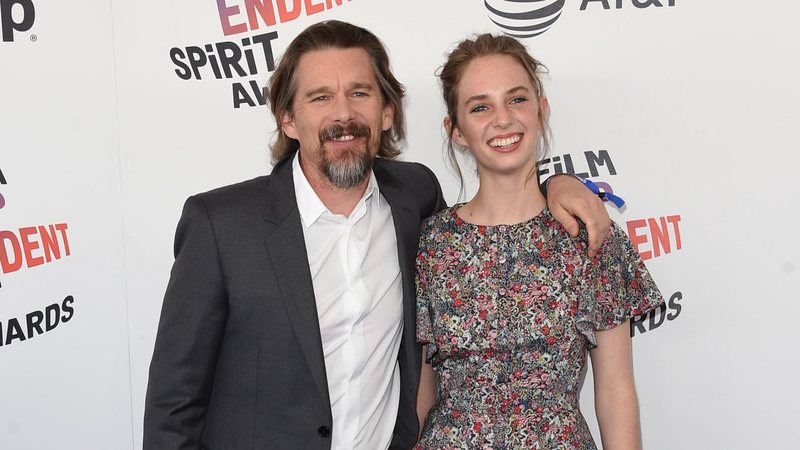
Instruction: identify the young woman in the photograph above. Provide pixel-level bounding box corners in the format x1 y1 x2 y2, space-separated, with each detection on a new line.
414 34 664 449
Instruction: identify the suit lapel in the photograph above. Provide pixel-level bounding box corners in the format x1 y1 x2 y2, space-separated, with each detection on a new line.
374 161 422 382
262 157 330 406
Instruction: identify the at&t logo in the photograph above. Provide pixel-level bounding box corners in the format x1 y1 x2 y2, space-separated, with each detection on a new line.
484 0 565 38
0 0 34 42
485 0 677 39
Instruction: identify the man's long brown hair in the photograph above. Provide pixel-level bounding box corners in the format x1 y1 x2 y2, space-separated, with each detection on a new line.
266 20 406 164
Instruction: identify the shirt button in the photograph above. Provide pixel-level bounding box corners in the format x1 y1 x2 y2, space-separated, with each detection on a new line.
318 426 331 438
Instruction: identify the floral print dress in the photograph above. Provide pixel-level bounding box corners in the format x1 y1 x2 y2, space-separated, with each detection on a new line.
415 206 663 449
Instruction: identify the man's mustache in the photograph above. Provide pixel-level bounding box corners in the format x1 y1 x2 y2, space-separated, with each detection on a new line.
319 122 371 142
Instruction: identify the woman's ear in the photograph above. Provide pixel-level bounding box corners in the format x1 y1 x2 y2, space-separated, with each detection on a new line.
445 116 468 148
540 96 550 120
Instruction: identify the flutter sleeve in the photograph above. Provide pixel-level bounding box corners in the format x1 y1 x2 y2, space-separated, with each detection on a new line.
576 222 664 348
415 222 438 363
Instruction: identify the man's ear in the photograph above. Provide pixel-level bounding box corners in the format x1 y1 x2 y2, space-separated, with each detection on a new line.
445 116 468 148
281 110 297 139
382 103 394 131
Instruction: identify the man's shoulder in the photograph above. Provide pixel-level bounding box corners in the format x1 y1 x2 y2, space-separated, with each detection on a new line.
373 158 441 194
194 156 293 206
187 174 280 220
195 175 270 203
374 158 445 219
374 158 436 177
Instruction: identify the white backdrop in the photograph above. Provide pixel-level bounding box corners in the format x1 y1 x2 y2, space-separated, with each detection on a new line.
3 0 799 448
0 1 132 449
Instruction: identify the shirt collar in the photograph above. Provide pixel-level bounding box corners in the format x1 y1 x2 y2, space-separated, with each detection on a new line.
292 152 381 228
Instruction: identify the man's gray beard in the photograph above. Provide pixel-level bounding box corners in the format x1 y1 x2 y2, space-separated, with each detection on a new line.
320 148 372 189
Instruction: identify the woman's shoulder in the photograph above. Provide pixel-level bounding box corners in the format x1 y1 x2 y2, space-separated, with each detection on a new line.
421 205 460 231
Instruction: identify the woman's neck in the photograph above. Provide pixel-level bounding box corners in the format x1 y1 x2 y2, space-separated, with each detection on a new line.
458 172 546 226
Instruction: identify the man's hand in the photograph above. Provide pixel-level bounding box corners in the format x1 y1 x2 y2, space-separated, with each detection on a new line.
546 175 611 257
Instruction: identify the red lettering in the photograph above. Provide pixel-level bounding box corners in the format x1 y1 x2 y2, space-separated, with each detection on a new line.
277 0 302 22
0 224 71 278
0 230 22 273
304 0 325 15
244 0 277 30
55 223 70 256
38 225 60 262
626 219 651 260
627 215 684 260
19 226 44 268
217 0 350 32
647 217 670 258
666 215 682 250
216 0 248 35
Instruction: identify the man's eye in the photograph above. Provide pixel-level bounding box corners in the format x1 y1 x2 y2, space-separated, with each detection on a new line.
352 91 368 97
510 97 528 104
311 95 330 102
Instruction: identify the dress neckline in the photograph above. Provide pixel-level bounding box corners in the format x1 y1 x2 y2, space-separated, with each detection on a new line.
449 203 549 229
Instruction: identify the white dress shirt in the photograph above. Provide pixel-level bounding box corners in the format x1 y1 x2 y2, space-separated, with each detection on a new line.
292 154 403 450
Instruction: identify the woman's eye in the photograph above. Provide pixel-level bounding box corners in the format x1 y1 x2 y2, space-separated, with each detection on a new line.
470 105 488 113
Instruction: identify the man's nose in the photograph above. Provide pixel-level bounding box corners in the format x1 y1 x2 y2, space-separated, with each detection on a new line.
331 95 355 122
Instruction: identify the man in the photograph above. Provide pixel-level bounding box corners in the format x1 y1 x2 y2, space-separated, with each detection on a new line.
143 20 609 450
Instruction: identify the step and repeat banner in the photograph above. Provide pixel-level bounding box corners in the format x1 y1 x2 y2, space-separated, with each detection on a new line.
0 1 133 449
3 0 799 448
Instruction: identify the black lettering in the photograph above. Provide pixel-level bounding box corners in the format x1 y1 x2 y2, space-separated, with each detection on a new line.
205 44 223 79
630 312 647 336
633 0 663 7
580 0 610 10
233 82 256 108
45 303 60 331
585 150 617 176
251 31 278 72
61 295 75 322
248 80 266 106
552 155 563 174
186 46 208 80
0 167 7 184
580 0 674 9
26 310 44 338
243 44 258 75
667 291 681 320
170 48 192 80
564 154 590 178
647 303 667 330
563 154 575 174
5 317 25 344
537 159 551 181
217 41 247 78
1 0 35 42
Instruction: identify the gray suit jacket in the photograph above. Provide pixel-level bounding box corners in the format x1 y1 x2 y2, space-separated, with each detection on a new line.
143 154 446 450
